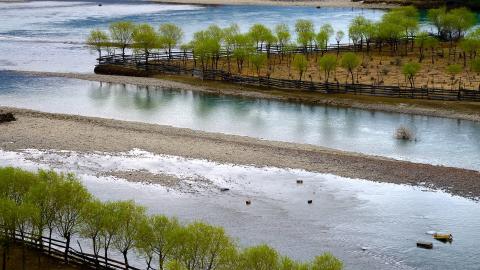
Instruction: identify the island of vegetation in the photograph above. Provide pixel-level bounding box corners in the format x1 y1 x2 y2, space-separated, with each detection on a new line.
88 6 480 109
0 167 343 270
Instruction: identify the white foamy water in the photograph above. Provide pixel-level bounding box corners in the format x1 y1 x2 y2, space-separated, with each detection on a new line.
0 148 479 270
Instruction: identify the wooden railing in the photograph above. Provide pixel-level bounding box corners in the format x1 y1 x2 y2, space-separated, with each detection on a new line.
7 230 143 270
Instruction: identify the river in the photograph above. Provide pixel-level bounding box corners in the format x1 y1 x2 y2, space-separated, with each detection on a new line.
1 1 479 270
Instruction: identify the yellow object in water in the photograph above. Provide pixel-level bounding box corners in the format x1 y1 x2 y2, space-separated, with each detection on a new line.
433 233 453 241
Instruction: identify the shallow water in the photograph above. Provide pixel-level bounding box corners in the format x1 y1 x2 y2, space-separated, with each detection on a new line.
1 71 479 171
0 148 479 270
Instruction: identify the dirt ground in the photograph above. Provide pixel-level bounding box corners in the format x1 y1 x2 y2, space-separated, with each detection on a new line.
175 45 480 91
0 245 84 270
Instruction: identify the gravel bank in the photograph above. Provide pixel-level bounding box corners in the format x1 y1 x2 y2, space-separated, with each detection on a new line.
1 107 479 199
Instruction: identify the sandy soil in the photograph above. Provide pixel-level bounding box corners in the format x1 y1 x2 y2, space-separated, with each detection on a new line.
152 0 394 8
18 70 480 122
1 107 479 199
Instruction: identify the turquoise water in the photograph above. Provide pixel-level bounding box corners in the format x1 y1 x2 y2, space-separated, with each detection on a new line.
1 71 479 171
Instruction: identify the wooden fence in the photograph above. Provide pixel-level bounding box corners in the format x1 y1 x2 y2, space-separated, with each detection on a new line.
7 230 143 270
96 57 480 102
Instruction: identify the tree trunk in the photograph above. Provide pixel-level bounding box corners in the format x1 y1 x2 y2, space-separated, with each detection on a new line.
122 251 129 270
64 234 70 263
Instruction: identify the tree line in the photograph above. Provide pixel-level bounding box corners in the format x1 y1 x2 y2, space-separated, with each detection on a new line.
0 167 343 270
88 6 480 90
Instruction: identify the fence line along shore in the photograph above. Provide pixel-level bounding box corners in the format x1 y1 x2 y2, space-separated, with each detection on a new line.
95 51 480 102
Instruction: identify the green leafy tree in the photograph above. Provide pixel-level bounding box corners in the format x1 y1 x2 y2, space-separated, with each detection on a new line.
415 32 429 62
335 30 344 56
318 54 337 83
275 23 291 51
249 23 274 50
447 64 463 89
159 23 184 59
80 199 107 266
293 54 308 81
340 52 360 84
86 29 110 59
112 200 147 269
402 62 421 88
172 222 237 270
424 36 439 64
99 201 123 267
109 21 135 60
250 53 267 76
132 24 159 65
238 244 279 270
53 175 91 262
295 19 315 51
149 215 182 270
310 252 343 270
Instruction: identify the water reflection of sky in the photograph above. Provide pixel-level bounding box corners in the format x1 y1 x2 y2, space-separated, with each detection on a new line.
1 71 480 170
1 148 479 270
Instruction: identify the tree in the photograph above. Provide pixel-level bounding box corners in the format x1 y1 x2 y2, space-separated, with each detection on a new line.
318 54 337 83
424 36 439 64
295 19 315 51
80 199 107 266
53 175 91 262
172 222 237 270
159 23 184 60
99 201 123 267
86 29 109 59
0 198 16 270
26 170 62 253
149 215 181 270
415 32 429 62
250 53 267 76
275 24 291 51
248 23 274 51
293 54 308 81
310 253 343 270
316 24 334 55
447 64 463 89
238 244 279 270
402 62 421 88
471 58 480 73
335 30 344 56
340 52 360 84
109 21 135 60
0 167 36 204
112 200 147 269
132 24 159 65
427 7 447 36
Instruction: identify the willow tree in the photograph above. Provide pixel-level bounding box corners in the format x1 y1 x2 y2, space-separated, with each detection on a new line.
80 199 107 267
295 19 315 52
250 52 267 76
238 244 279 270
318 54 337 83
109 21 135 60
293 54 308 81
87 29 110 59
248 23 273 51
112 200 147 269
311 253 343 270
316 24 334 56
274 23 291 52
132 24 159 65
415 32 429 62
402 62 421 88
53 174 91 262
340 52 360 84
158 23 184 60
223 24 240 73
232 33 255 73
335 30 344 56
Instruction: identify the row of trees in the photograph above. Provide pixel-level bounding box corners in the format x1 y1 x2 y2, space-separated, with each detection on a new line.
0 167 343 270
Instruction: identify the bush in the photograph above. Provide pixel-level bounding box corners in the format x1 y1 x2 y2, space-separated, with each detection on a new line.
395 126 415 141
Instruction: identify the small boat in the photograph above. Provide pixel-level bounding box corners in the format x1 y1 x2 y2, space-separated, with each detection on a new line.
433 233 453 242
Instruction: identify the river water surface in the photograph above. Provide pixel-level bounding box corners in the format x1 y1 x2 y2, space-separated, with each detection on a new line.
1 1 480 270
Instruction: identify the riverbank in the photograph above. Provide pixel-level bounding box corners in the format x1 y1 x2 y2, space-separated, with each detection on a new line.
152 0 395 8
19 71 480 122
1 107 479 199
